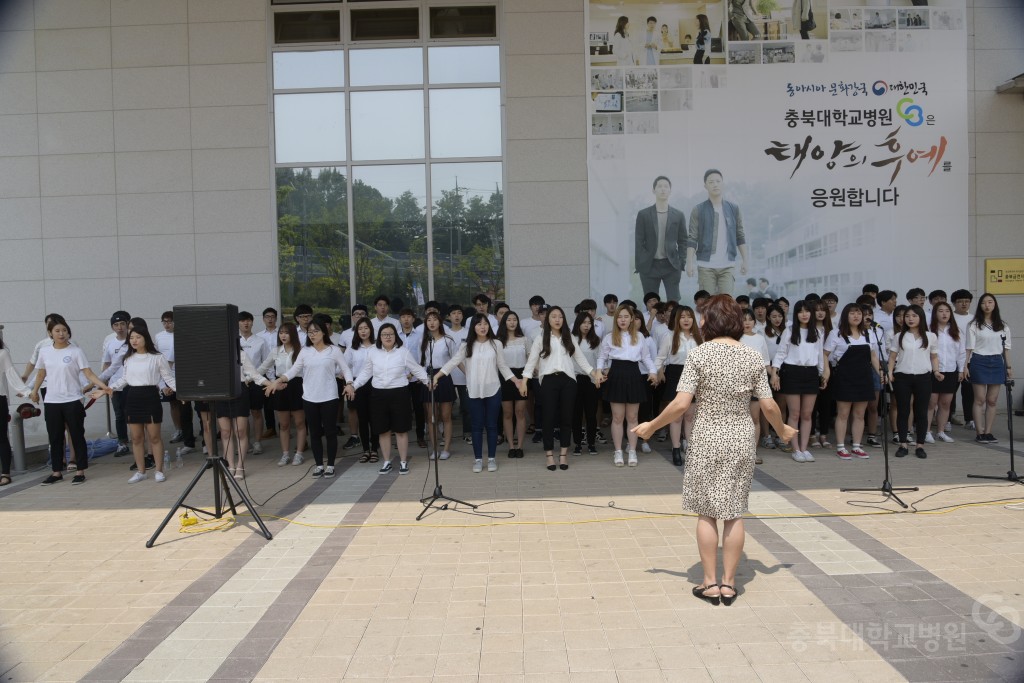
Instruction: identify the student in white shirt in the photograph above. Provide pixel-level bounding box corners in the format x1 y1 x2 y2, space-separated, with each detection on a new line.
887 304 939 458
101 311 132 454
98 326 176 483
812 300 835 449
446 305 471 443
926 302 966 444
740 308 769 464
269 319 352 478
418 312 457 461
155 311 185 446
597 305 658 467
0 334 31 486
256 322 306 467
472 293 500 332
293 304 314 347
258 307 280 439
824 304 880 460
770 300 828 463
239 311 270 456
599 294 619 337
522 306 603 471
339 304 369 450
657 305 702 466
369 295 400 333
570 312 602 456
435 314 521 472
345 323 428 476
29 319 110 485
966 293 1012 444
397 308 426 448
519 295 545 338
22 313 85 466
343 318 377 464
860 304 887 448
950 289 974 427
497 311 531 459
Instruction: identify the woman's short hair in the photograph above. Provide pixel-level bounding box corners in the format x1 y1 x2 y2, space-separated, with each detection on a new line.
699 294 744 341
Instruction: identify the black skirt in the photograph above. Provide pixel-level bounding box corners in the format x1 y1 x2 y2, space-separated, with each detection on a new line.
421 373 456 403
831 345 875 402
604 359 648 404
370 386 412 434
501 368 526 402
663 363 684 394
246 382 265 411
932 370 959 394
779 363 820 395
274 376 304 412
215 383 251 418
124 386 163 424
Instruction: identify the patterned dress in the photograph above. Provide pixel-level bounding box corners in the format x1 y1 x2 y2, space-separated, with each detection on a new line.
678 340 773 519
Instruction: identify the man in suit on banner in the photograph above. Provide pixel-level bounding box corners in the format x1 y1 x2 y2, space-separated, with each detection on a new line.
635 175 687 302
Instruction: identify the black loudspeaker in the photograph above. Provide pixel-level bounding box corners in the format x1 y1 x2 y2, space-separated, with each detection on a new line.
173 304 241 401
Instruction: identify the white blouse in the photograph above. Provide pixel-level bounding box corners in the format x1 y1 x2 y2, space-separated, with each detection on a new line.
351 346 429 391
573 338 600 376
967 322 1011 356
772 327 825 374
282 345 352 403
740 333 771 366
257 346 299 378
37 345 91 404
934 326 967 373
523 336 594 384
597 334 657 374
657 333 698 368
344 343 374 380
0 349 30 399
417 334 457 371
822 329 873 365
439 339 515 399
446 328 469 385
109 353 176 392
890 331 939 375
501 336 530 368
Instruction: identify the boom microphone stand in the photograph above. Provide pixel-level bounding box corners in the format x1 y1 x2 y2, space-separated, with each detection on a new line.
418 336 476 520
968 335 1020 484
841 324 918 508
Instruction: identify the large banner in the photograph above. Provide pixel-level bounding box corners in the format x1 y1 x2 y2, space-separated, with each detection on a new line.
586 0 967 305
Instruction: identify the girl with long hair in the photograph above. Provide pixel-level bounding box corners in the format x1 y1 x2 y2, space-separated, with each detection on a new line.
571 312 601 456
419 311 457 460
966 293 1012 443
497 310 531 458
762 303 788 448
771 300 828 463
597 305 658 467
694 14 711 64
435 314 520 472
824 303 880 460
887 304 938 458
926 302 965 444
811 299 835 448
257 322 306 467
344 318 378 463
656 306 702 466
611 15 637 66
522 306 603 471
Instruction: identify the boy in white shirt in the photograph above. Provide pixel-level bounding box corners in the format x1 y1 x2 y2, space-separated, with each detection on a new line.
239 311 269 455
370 295 400 333
258 307 279 439
102 311 132 455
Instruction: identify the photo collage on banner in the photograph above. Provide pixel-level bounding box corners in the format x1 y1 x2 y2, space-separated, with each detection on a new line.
587 0 967 306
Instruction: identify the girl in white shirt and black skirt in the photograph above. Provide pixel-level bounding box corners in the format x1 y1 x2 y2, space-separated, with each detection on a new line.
522 306 603 471
344 318 377 464
419 312 457 461
347 323 429 476
257 322 306 467
888 304 939 458
966 293 1012 443
571 312 601 456
771 300 828 463
823 304 880 460
927 302 965 444
497 311 531 458
657 306 702 466
597 304 658 467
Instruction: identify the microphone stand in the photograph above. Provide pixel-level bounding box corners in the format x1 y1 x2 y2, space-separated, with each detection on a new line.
841 324 918 508
418 335 477 520
968 334 1020 484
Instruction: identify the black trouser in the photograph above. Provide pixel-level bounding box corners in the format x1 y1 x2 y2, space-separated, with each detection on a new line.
957 379 974 422
112 389 128 442
45 401 88 472
0 396 12 475
814 383 833 437
531 378 543 428
456 385 470 434
572 375 598 447
894 372 931 444
179 400 196 448
540 373 576 451
354 384 376 453
304 398 339 466
408 384 425 440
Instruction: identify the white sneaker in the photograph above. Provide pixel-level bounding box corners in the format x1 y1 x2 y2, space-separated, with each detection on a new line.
487 458 497 472
791 450 805 462
128 472 147 483
640 442 652 454
936 432 955 443
944 422 952 432
154 471 166 483
627 450 638 467
428 451 437 460
291 452 304 465
439 451 450 460
965 420 976 431
177 446 194 456
202 446 208 455
924 432 935 444
613 450 624 467
278 452 291 466
252 442 263 455
473 459 483 473
802 450 815 462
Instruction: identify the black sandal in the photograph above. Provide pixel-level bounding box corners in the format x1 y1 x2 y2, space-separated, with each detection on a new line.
718 584 737 606
692 584 720 605
358 453 371 463
0 474 11 486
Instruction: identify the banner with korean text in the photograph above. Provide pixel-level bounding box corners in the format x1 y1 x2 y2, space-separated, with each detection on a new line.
586 0 967 305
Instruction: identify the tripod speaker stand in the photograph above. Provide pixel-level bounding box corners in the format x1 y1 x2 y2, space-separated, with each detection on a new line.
418 339 476 520
840 325 918 508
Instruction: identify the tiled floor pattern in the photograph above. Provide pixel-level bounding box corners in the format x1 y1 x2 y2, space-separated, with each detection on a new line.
1 420 1022 682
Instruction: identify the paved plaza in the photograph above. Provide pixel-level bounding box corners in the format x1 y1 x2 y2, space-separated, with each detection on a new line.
1 418 1023 682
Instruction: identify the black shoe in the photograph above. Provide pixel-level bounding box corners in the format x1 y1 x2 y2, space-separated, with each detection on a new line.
508 448 516 458
71 474 86 485
343 436 360 450
573 444 582 455
719 584 737 607
986 433 999 444
975 434 988 444
915 447 927 459
559 455 569 471
42 474 63 485
692 585 720 606
588 444 598 455
895 446 909 458
145 455 155 469
671 447 683 466
532 432 543 444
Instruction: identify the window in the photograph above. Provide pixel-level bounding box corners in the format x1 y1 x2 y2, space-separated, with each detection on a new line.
273 5 502 319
